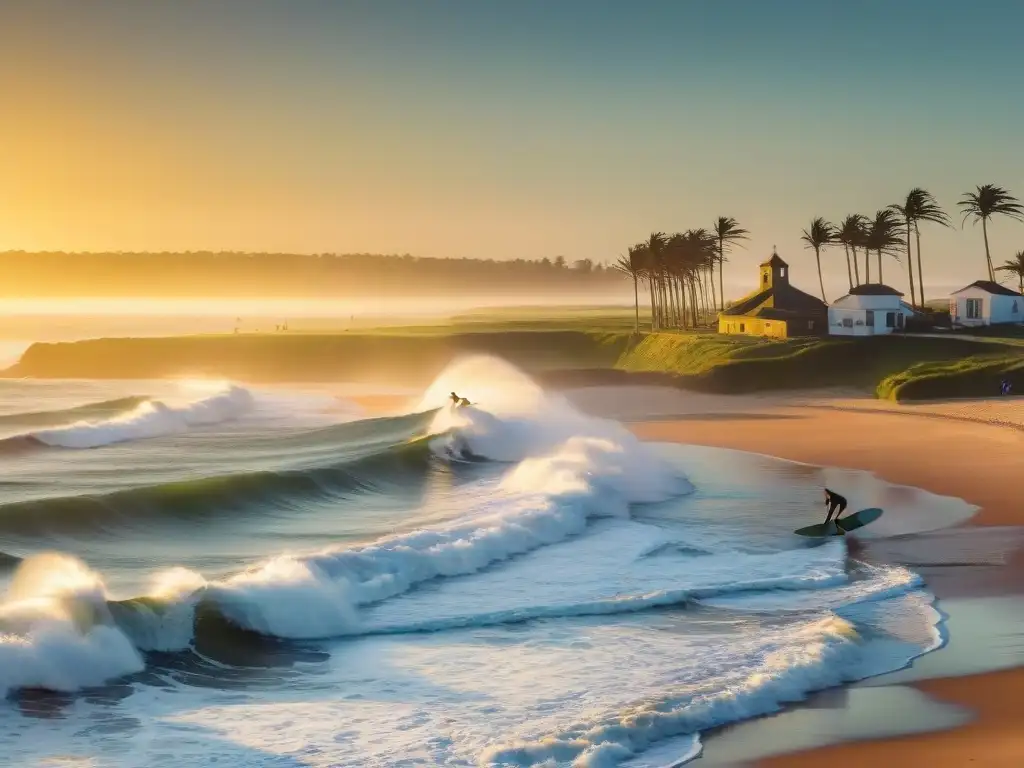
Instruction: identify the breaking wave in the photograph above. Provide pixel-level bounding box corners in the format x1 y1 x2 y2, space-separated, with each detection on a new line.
0 396 148 428
26 385 254 449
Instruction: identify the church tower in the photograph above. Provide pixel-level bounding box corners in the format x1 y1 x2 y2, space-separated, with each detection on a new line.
759 247 789 290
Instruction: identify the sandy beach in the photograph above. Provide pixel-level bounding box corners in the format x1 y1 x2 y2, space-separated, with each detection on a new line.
609 386 1024 767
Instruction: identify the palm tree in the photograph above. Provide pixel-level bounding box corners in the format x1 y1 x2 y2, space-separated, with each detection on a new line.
854 215 873 283
835 215 866 290
643 232 668 329
614 246 646 334
711 217 749 312
996 250 1024 294
889 188 949 308
800 217 835 302
864 209 903 284
629 241 655 330
685 228 717 326
959 185 1024 281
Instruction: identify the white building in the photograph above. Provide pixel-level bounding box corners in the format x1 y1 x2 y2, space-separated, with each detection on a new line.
828 284 909 336
950 281 1023 327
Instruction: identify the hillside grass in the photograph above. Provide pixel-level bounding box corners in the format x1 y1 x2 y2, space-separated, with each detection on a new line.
877 354 1024 401
617 333 1024 399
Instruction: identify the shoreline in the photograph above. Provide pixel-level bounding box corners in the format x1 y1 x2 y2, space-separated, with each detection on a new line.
619 390 1024 766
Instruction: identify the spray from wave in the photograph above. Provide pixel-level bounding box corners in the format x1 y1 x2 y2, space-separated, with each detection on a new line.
0 553 144 696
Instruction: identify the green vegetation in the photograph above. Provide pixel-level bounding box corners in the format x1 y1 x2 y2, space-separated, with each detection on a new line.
878 354 1024 401
617 333 1020 397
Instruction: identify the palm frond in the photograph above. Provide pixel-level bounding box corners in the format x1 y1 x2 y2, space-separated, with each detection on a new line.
800 217 836 249
959 184 1024 226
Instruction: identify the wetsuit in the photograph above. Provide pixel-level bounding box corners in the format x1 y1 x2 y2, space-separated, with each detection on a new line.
823 489 848 525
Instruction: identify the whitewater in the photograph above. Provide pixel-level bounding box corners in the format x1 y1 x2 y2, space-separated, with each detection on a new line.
0 359 969 766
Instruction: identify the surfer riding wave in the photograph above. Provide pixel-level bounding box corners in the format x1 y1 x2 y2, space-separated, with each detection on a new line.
823 488 848 526
449 392 472 408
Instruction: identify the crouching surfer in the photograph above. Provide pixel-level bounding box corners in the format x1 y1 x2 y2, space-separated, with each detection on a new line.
823 488 848 527
449 392 472 408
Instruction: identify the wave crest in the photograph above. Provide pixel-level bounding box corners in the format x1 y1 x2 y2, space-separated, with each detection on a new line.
28 385 254 449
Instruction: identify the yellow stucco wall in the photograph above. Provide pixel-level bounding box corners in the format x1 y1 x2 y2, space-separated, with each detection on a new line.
717 316 788 339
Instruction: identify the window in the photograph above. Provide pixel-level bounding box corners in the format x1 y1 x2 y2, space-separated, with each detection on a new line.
739 323 746 332
1013 301 1019 314
807 319 814 329
885 312 896 328
780 267 786 278
865 310 875 327
842 317 853 328
966 298 983 319
897 313 905 329
763 273 769 285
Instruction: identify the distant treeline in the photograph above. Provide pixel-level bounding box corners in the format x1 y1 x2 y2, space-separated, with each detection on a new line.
1 251 626 297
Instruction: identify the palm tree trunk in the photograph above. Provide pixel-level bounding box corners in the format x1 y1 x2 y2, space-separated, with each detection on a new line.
709 266 718 318
864 249 871 283
815 246 826 302
982 218 994 281
697 272 707 322
843 244 853 290
690 281 699 328
718 243 725 311
659 276 667 327
914 224 925 308
663 273 673 327
677 277 687 329
663 274 671 327
671 275 680 328
851 245 860 285
647 279 657 331
632 273 639 334
700 272 708 323
675 278 685 329
877 250 883 284
905 218 916 309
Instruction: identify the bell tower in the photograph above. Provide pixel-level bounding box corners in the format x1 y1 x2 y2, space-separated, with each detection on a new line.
759 247 789 290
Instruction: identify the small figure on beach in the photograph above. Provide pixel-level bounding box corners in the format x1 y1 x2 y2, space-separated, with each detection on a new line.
823 488 848 526
1000 379 1012 396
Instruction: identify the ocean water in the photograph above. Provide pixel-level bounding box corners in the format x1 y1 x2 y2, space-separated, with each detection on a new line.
0 357 974 767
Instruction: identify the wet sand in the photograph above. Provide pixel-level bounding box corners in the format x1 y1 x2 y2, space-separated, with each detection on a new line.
611 387 1024 767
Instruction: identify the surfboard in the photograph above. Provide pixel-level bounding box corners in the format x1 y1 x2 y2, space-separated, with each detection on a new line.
794 508 884 537
793 521 844 538
836 507 883 532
